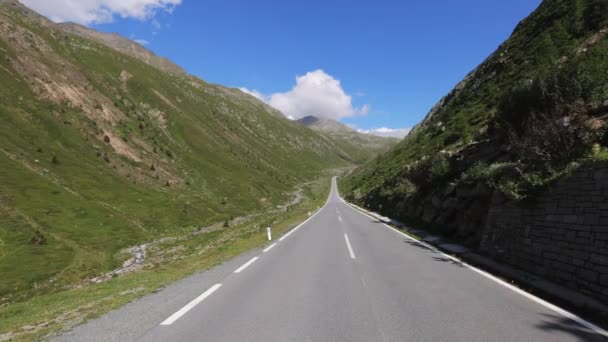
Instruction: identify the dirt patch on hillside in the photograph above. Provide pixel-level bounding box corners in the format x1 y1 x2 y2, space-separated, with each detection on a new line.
153 89 178 110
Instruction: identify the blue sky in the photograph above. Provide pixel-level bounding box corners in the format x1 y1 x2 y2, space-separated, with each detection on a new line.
24 0 542 137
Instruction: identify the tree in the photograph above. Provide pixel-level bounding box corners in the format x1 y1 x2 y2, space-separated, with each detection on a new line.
584 0 608 31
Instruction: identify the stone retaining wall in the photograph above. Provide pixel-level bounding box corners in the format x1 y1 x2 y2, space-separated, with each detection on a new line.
480 165 608 304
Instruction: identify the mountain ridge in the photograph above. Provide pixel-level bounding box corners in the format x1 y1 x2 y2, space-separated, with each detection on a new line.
296 115 399 163
0 0 391 321
56 22 187 76
341 0 608 243
296 115 354 133
3 0 186 75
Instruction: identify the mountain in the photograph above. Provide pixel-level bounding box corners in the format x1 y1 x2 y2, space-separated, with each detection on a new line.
341 0 608 244
57 22 187 76
296 115 354 133
0 0 382 310
296 115 398 163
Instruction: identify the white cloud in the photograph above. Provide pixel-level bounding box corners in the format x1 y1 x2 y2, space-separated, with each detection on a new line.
21 0 182 25
266 70 369 121
239 70 407 137
356 104 370 115
134 39 149 45
151 18 161 30
356 127 411 138
239 87 267 102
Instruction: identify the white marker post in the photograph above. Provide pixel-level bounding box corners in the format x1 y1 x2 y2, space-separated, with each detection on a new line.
267 226 272 241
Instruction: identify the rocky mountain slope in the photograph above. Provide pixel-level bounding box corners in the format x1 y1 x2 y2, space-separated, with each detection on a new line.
341 0 608 245
296 115 398 163
57 22 186 76
0 0 382 309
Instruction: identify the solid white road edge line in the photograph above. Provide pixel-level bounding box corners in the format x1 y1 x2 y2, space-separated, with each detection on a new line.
344 201 608 338
160 284 222 326
344 234 356 259
279 201 325 241
263 243 276 253
278 176 336 242
160 179 337 327
234 256 259 273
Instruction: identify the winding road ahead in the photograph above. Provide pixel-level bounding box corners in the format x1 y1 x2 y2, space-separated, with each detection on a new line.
57 177 607 342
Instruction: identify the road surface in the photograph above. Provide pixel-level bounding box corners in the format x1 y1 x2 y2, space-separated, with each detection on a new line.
57 177 607 342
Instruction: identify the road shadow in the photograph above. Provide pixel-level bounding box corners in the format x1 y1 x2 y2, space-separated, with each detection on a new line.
403 239 435 252
401 240 468 268
431 256 466 268
534 314 607 341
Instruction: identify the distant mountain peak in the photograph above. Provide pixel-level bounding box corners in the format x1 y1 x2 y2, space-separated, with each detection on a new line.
296 115 353 134
297 115 321 126
295 115 397 160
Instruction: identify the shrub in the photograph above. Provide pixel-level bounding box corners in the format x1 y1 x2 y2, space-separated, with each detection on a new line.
583 0 608 32
591 143 608 161
462 162 493 184
510 109 596 170
408 153 451 187
443 132 461 146
428 154 450 180
30 230 47 245
462 161 580 200
598 124 608 147
498 63 588 135
461 162 528 199
498 62 599 170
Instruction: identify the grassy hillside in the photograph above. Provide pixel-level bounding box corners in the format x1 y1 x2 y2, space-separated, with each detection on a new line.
296 115 398 163
341 0 608 241
0 0 364 313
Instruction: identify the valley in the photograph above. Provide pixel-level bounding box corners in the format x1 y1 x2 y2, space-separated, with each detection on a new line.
2 0 608 340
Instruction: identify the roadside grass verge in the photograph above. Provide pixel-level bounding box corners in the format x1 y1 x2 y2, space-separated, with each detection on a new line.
0 176 331 341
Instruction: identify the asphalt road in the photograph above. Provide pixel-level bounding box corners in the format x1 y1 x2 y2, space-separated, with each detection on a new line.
57 177 608 342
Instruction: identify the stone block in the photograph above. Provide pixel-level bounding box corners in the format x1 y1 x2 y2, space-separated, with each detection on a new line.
573 258 585 266
590 254 608 265
577 269 598 282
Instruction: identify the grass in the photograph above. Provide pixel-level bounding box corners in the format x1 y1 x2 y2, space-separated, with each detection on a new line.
0 176 332 341
341 0 608 209
0 5 386 340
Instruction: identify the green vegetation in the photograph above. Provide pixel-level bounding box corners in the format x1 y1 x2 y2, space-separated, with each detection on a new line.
296 116 398 163
342 0 608 208
0 177 332 341
0 2 377 338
